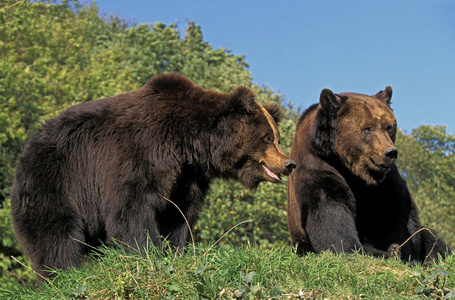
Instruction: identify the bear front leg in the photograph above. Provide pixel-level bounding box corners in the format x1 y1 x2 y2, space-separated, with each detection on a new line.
361 242 401 258
164 198 202 251
168 224 191 252
305 201 362 254
105 192 164 251
107 210 163 251
163 180 206 251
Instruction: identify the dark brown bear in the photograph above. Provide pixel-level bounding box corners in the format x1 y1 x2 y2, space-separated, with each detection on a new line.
11 73 296 278
287 86 451 263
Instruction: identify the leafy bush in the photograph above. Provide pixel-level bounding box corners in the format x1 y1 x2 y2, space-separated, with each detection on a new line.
396 126 455 249
0 199 35 289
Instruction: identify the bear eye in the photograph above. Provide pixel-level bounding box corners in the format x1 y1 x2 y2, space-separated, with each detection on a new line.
364 127 372 134
264 135 274 143
386 125 393 132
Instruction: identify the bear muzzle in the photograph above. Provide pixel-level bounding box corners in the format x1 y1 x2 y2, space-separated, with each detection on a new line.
371 147 398 173
262 159 296 182
283 159 297 176
384 147 398 161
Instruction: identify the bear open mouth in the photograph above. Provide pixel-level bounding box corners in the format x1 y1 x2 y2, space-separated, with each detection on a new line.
262 164 281 181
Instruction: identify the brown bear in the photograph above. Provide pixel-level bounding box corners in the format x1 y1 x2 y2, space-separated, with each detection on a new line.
287 86 451 263
11 73 296 278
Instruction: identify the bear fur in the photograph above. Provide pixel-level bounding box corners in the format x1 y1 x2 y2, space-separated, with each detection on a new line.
11 73 296 278
287 86 451 263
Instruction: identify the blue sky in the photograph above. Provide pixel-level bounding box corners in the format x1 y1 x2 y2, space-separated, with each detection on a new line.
93 0 455 135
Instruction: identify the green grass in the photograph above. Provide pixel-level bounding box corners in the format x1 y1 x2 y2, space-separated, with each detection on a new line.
2 241 455 299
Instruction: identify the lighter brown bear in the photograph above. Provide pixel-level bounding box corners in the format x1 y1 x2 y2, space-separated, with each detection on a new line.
287 86 451 263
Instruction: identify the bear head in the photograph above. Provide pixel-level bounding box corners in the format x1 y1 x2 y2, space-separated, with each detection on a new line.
316 86 397 185
147 73 296 190
214 86 296 189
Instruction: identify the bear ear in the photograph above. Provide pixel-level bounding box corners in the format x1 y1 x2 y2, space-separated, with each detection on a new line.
320 88 342 115
262 104 282 124
147 72 195 96
374 86 393 105
229 86 256 113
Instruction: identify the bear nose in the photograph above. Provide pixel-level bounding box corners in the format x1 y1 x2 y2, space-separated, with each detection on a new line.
384 148 398 161
283 160 296 175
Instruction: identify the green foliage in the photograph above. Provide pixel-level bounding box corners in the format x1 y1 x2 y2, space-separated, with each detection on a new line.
396 126 455 249
0 199 34 289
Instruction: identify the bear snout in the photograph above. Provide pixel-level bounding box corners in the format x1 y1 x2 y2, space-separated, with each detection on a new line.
384 147 398 162
283 160 296 176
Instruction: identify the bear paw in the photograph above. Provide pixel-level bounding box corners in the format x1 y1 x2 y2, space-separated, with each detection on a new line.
387 243 401 259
